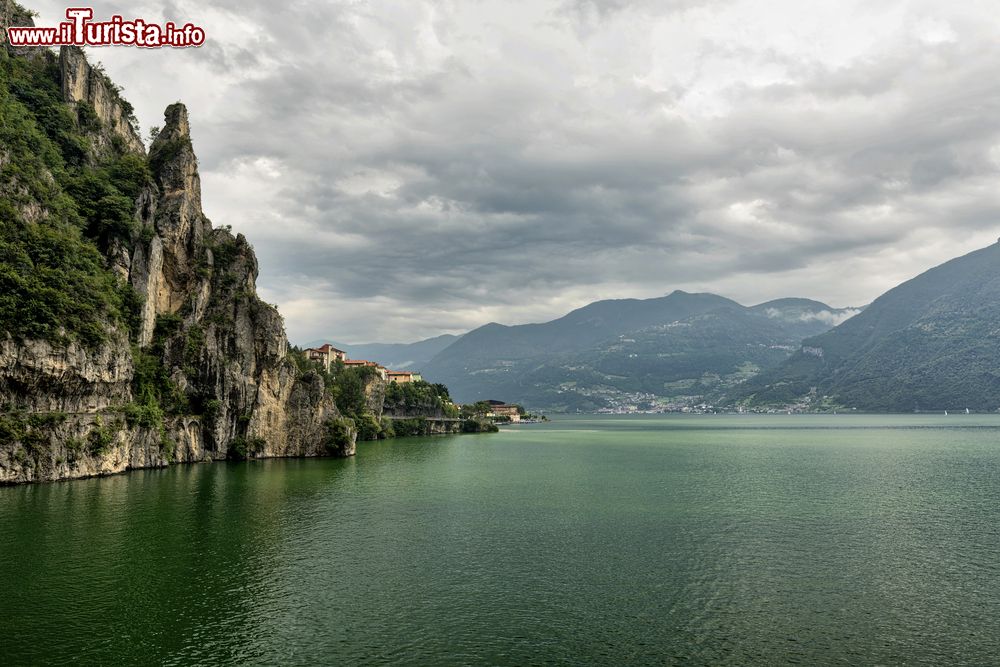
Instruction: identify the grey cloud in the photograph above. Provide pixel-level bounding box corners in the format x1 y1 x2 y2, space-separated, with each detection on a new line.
28 0 1000 342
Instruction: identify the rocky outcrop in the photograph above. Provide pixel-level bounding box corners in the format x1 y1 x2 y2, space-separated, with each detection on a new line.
0 334 132 412
128 102 208 345
0 44 355 484
274 370 354 457
364 374 386 417
141 103 209 320
1 0 36 57
127 104 353 459
59 45 145 156
125 100 354 465
0 412 180 484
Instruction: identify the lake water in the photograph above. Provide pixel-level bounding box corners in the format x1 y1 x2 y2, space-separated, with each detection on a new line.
2 414 1000 664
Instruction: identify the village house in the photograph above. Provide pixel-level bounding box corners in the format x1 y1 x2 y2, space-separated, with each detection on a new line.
387 370 422 384
303 343 346 372
343 359 389 381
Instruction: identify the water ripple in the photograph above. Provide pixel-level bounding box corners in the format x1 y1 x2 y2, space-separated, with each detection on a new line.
2 415 1000 664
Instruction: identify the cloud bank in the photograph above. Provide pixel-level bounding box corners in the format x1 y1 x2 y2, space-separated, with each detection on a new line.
30 0 1000 342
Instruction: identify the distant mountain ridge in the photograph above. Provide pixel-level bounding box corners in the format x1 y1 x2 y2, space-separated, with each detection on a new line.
418 291 858 410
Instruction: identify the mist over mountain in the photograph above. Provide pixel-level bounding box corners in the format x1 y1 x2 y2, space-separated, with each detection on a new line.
420 291 857 410
750 299 863 339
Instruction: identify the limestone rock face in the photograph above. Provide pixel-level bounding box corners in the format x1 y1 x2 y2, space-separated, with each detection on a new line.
364 375 386 418
257 369 354 458
146 104 210 316
0 414 162 484
0 46 354 483
59 46 145 156
122 100 356 464
128 103 211 345
0 335 132 412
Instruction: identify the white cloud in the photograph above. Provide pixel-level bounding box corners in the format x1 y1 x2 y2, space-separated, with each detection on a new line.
800 309 863 326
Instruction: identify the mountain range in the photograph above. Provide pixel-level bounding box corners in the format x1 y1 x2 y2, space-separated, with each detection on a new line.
326 292 859 411
399 240 1000 412
331 240 1000 412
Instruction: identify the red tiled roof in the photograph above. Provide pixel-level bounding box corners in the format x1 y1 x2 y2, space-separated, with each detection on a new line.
305 344 344 354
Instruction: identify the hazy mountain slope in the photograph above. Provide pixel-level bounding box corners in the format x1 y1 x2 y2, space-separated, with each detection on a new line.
740 242 1000 411
424 291 850 410
428 291 737 368
423 291 739 407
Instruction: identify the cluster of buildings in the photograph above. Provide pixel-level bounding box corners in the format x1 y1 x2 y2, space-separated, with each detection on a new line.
303 343 422 384
303 346 524 420
485 400 522 422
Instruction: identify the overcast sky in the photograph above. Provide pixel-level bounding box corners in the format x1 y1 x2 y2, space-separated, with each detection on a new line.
30 0 1000 343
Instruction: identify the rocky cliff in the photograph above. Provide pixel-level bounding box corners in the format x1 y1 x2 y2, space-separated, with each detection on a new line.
59 45 145 157
1 9 354 483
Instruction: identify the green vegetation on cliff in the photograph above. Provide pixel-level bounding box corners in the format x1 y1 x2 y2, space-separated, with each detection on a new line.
0 48 142 347
383 380 458 418
288 348 465 440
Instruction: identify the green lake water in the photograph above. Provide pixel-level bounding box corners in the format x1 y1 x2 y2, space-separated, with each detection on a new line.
2 414 1000 665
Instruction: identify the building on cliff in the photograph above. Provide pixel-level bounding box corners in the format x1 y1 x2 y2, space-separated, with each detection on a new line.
387 370 422 384
342 359 389 381
311 349 426 385
304 343 346 372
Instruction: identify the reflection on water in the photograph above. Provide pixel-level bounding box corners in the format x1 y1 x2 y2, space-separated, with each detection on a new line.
2 416 1000 664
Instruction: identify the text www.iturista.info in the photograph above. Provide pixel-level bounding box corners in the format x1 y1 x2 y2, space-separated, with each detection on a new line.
6 8 205 48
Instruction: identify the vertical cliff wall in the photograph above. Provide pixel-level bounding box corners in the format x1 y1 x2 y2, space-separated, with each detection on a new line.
123 101 351 463
0 19 354 484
